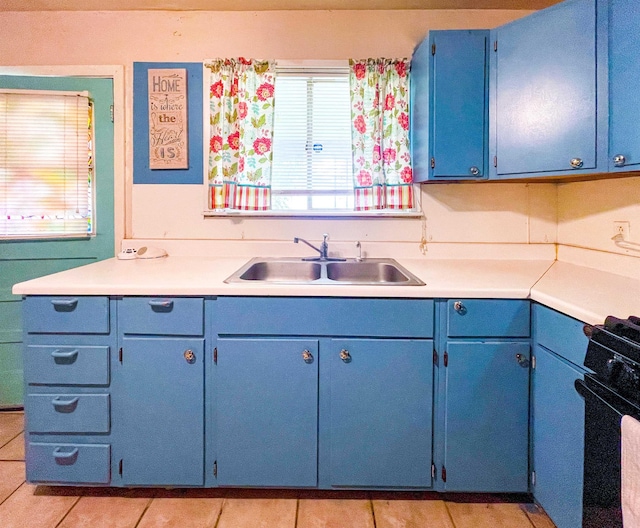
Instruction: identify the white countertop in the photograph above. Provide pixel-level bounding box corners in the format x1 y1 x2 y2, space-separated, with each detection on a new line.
11 255 640 324
531 261 640 325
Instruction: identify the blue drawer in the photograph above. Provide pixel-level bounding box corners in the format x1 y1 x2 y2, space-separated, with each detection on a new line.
212 297 434 338
24 296 110 334
447 299 530 337
119 297 204 336
25 345 110 386
27 443 110 484
27 394 110 433
533 303 590 368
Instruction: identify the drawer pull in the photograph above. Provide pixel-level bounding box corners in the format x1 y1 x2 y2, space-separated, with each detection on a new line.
148 299 174 310
52 397 79 411
53 447 79 464
51 349 79 361
50 298 78 310
453 301 467 315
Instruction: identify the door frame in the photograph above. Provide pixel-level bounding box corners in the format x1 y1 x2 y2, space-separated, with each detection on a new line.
0 65 125 254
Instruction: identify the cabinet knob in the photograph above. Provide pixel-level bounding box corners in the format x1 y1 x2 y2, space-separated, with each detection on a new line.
302 349 314 363
339 349 351 363
453 301 466 314
469 166 480 176
613 154 626 167
516 353 530 368
184 349 196 364
570 158 583 169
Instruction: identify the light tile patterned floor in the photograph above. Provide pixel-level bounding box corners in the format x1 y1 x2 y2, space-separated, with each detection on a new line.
0 412 555 527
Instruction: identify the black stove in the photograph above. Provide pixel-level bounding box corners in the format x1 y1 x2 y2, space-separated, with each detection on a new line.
577 315 640 528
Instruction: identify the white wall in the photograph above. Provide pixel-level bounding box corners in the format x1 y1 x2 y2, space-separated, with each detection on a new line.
558 176 640 258
1 9 564 258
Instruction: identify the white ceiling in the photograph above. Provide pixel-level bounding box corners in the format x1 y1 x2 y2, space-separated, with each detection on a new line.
0 0 558 11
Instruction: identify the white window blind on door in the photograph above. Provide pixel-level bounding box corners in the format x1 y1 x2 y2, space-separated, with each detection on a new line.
0 89 93 239
271 73 353 211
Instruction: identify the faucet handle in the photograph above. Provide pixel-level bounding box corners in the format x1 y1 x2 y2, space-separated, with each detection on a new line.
322 233 329 243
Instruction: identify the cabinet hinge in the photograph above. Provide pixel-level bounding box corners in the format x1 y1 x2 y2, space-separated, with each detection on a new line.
110 104 114 123
118 348 123 363
531 355 536 370
531 470 536 486
493 155 497 168
213 347 217 364
213 460 218 478
119 459 123 476
433 349 438 365
441 466 447 482
431 43 436 55
494 40 498 52
430 157 435 169
443 351 448 367
431 463 436 480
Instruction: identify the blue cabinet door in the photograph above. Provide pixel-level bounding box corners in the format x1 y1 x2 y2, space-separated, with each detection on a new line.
493 0 603 177
443 341 530 492
115 337 204 486
411 30 489 181
532 345 585 528
215 338 319 487
608 0 640 171
329 339 433 488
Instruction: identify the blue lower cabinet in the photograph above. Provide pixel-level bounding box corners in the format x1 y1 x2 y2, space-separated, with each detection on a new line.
215 338 319 487
329 339 433 488
532 345 585 528
443 341 530 492
27 443 111 484
114 337 204 486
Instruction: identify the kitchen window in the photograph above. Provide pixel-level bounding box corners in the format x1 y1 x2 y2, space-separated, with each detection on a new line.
0 89 94 239
271 67 354 212
205 60 418 216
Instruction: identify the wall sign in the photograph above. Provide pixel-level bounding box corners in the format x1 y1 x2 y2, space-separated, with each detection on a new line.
133 62 202 184
148 68 188 170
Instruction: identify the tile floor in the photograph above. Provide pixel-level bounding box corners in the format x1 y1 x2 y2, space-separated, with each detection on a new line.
0 411 556 527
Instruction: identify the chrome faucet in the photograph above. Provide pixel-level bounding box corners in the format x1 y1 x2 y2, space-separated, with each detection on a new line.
293 233 345 262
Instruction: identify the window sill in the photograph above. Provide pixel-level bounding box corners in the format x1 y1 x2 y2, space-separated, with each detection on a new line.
203 210 423 219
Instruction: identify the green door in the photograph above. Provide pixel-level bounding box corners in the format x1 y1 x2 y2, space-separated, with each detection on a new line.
0 76 115 407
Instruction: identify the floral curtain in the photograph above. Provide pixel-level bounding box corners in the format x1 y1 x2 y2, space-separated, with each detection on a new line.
349 58 413 210
206 58 276 210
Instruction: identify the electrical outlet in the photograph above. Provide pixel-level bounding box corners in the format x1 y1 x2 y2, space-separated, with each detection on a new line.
613 221 630 239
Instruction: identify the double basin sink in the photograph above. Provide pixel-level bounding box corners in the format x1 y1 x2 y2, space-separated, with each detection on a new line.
225 257 425 286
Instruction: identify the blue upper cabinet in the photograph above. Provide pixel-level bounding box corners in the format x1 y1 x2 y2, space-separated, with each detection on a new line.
411 30 489 182
491 0 608 179
608 0 640 171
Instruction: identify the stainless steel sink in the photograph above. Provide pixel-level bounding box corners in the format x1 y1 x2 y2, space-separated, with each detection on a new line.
225 257 425 286
237 260 322 282
326 261 418 284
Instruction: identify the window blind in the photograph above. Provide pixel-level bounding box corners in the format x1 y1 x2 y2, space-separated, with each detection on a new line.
271 74 353 210
0 90 93 238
